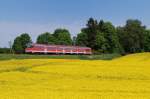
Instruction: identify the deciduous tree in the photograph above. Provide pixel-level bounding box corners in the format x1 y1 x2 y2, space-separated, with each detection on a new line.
53 29 72 45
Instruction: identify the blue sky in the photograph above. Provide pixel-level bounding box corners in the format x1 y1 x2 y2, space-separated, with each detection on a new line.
0 0 150 47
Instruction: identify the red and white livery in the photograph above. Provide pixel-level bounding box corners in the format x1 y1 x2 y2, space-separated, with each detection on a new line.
25 44 92 55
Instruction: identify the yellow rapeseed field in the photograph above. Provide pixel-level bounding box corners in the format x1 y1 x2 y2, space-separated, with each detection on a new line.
0 53 150 99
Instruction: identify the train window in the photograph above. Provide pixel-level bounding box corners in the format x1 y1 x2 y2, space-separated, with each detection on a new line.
85 49 88 51
34 46 44 49
57 48 64 50
47 47 56 50
64 48 72 50
78 48 85 51
72 48 77 51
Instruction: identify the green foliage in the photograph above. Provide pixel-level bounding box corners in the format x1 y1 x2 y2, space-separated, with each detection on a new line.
13 33 32 53
117 19 146 53
36 29 72 46
95 32 108 53
82 18 98 48
53 29 72 45
101 22 122 53
0 48 11 54
81 18 122 54
5 18 150 55
20 33 32 50
37 32 55 44
144 30 150 51
76 32 88 46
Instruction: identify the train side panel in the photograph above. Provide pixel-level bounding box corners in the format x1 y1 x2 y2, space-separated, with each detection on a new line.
25 44 92 55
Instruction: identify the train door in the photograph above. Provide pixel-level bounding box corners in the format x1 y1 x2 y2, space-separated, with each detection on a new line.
44 46 48 54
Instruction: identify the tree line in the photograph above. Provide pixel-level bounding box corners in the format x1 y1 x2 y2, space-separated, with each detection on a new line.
9 18 150 55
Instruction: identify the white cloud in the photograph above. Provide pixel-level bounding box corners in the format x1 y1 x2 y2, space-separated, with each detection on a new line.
0 21 84 47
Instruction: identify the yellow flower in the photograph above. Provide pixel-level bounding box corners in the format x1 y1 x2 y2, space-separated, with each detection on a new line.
0 53 149 99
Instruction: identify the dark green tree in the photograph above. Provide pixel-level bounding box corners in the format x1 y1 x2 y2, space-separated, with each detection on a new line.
117 19 146 53
53 29 72 45
13 37 23 53
144 30 150 52
101 22 122 53
81 18 122 53
13 33 32 53
81 18 98 48
20 33 32 50
37 32 55 44
95 32 108 53
76 32 88 46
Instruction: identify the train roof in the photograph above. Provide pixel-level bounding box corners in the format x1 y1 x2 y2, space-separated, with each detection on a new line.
32 44 91 49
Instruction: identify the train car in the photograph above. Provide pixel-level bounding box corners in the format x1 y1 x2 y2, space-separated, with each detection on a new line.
25 44 92 55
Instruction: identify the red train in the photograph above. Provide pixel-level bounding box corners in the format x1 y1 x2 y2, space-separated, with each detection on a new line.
25 44 92 55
